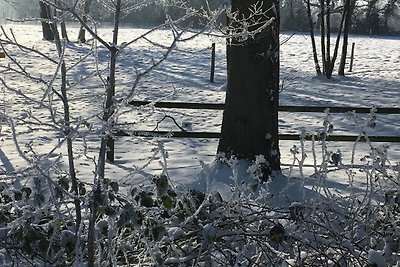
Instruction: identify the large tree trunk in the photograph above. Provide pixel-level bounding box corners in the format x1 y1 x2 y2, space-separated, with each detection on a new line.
39 1 54 41
218 0 280 178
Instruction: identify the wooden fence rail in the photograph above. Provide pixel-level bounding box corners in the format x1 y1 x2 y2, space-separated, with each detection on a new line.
114 130 400 143
129 100 400 114
106 101 400 161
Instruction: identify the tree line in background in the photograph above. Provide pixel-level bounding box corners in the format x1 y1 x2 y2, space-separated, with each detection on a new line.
281 0 399 34
2 0 399 35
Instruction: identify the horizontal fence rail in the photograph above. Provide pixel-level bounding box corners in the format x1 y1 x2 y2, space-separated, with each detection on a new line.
129 100 400 114
130 100 225 110
123 101 400 143
114 130 400 143
107 101 400 162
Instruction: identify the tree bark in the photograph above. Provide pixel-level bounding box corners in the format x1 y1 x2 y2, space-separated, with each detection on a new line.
39 1 54 41
60 21 69 41
338 0 352 75
319 0 347 78
326 8 346 78
218 0 280 178
306 0 322 75
77 0 92 43
326 0 331 72
319 0 326 74
56 0 69 41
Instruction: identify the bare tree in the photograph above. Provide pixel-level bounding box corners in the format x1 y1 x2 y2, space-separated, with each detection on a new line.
47 6 81 234
325 6 346 78
305 0 322 75
86 0 121 265
306 0 347 78
338 0 353 75
59 1 202 265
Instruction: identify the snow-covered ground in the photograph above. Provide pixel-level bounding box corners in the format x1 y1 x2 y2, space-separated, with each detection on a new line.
0 23 399 194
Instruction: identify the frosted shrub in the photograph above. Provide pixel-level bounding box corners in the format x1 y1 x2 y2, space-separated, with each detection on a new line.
15 134 397 256
0 171 84 266
0 109 399 266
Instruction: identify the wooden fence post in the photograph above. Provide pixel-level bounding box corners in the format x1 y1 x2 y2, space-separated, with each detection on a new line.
210 43 215 83
106 137 114 162
349 42 355 72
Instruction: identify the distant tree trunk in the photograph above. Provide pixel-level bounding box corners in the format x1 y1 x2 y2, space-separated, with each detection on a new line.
326 11 346 77
60 21 69 41
319 0 326 74
39 1 54 41
338 0 352 75
306 0 322 75
365 0 381 35
57 0 69 41
77 0 92 43
382 0 396 33
218 0 280 178
326 0 331 73
287 0 295 27
317 0 347 78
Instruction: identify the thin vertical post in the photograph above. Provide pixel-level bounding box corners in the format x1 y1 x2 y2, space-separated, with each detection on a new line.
106 137 114 162
349 42 355 72
210 43 216 83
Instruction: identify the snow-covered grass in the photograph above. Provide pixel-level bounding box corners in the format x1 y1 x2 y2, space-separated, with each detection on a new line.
1 24 399 184
0 23 399 266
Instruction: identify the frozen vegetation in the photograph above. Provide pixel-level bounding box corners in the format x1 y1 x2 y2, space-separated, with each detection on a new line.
0 17 399 267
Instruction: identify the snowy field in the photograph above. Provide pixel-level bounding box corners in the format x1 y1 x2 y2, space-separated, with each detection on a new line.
0 22 399 193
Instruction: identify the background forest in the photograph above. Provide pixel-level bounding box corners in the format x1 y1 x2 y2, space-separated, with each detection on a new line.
1 0 399 34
